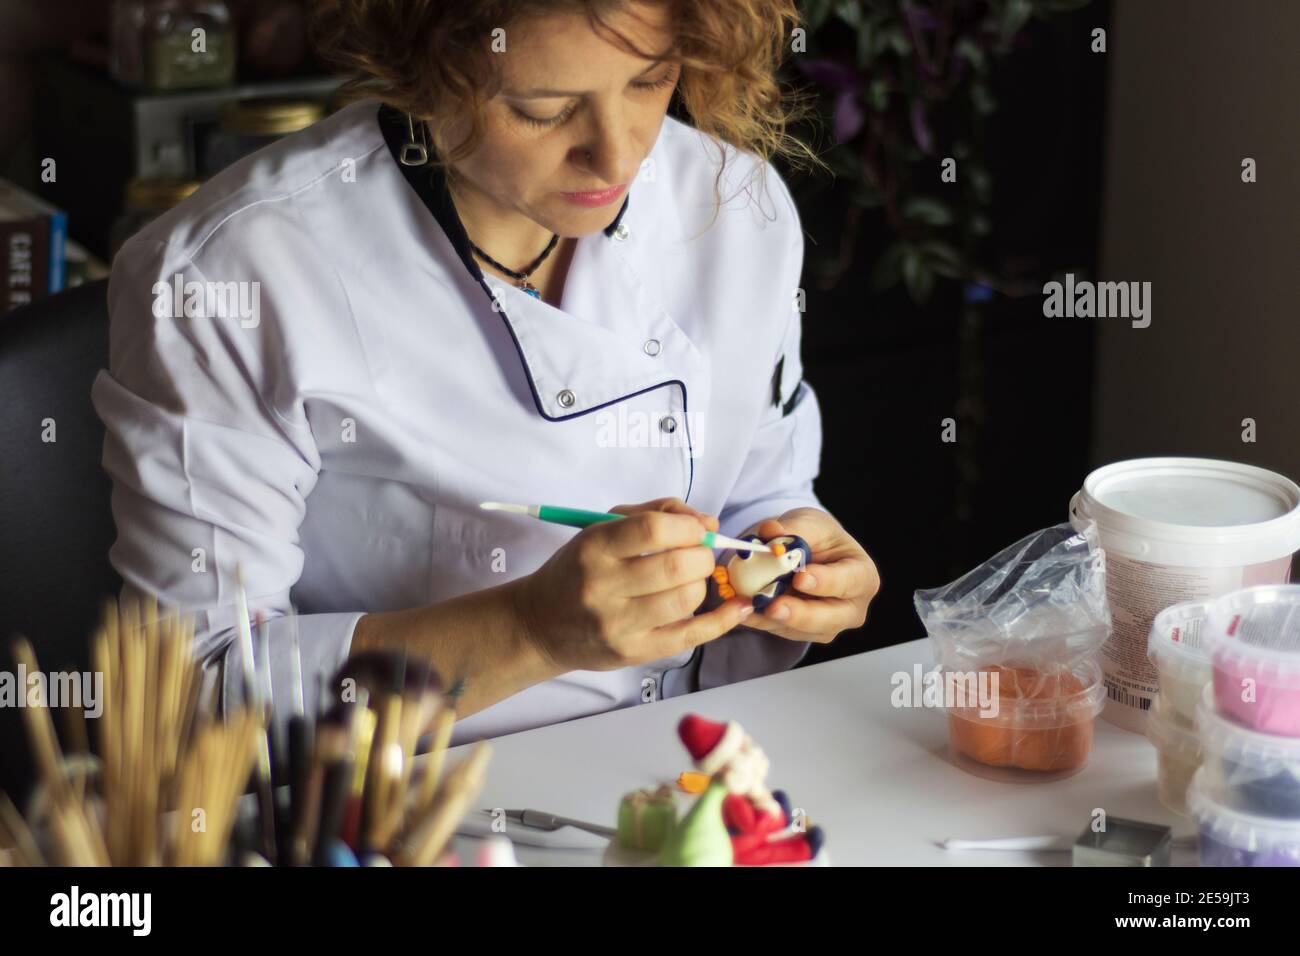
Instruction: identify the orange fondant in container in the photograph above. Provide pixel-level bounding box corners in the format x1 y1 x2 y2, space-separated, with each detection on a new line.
946 659 1105 779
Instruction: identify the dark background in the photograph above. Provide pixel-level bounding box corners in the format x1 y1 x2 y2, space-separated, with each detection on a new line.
783 3 1109 663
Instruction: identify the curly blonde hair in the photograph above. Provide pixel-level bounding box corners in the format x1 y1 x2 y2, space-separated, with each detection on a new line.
310 0 820 194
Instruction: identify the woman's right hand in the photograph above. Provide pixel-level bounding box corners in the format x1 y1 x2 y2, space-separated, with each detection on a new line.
511 497 754 673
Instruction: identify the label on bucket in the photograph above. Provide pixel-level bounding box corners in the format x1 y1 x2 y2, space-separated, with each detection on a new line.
1101 553 1293 731
1169 618 1205 649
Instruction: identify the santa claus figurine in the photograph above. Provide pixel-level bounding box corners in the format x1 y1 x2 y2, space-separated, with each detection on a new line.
676 713 824 865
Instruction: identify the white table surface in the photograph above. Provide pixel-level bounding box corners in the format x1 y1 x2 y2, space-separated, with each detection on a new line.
445 638 1199 866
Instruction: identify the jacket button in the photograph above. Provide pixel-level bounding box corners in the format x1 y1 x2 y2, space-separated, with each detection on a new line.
659 415 677 434
643 338 661 356
612 223 630 242
557 389 576 408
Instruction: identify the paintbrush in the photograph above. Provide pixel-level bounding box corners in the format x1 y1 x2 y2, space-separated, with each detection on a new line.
480 501 772 552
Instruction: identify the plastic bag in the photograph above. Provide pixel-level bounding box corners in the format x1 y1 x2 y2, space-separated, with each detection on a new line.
914 522 1110 670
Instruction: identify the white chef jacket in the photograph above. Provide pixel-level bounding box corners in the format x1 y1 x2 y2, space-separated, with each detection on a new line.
91 99 825 744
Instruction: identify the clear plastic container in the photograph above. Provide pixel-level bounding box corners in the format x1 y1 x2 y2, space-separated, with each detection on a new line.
943 658 1106 782
1196 684 1300 818
1187 767 1300 866
1147 599 1213 725
1144 692 1202 815
1205 585 1300 736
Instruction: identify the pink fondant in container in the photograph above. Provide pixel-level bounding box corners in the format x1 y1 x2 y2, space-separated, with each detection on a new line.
1206 585 1300 737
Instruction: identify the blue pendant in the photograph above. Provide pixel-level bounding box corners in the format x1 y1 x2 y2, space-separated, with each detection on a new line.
523 286 541 299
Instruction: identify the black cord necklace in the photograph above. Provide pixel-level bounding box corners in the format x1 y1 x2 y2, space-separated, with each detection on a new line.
468 234 559 299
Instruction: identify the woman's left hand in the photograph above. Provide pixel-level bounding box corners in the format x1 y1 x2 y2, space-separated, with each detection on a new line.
739 508 879 644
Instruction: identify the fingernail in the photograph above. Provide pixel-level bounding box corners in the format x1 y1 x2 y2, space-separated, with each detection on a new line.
771 605 789 620
739 605 754 618
799 573 817 590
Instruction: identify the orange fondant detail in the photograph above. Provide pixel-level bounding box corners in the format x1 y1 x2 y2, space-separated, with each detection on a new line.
677 771 710 794
770 542 786 556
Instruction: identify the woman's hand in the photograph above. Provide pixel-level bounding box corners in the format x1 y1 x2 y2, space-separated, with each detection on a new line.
512 497 754 672
740 508 879 644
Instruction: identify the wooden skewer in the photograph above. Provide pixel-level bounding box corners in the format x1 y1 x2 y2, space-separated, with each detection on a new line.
400 741 492 867
0 791 44 867
414 681 464 816
6 600 494 869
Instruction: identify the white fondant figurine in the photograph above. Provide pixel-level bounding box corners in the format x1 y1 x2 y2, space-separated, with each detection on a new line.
710 534 811 613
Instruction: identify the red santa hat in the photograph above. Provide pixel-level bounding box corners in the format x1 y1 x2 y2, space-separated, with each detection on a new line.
678 714 745 775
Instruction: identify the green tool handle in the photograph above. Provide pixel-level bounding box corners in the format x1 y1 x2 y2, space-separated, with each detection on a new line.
536 505 623 529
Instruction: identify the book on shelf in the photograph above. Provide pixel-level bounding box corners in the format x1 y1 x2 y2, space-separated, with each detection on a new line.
0 179 68 314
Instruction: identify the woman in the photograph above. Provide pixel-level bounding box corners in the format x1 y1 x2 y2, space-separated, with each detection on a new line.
92 0 879 743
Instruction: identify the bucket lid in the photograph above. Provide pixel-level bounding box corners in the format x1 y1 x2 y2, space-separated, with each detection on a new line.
1187 766 1300 849
1195 684 1300 766
1146 693 1202 760
1206 585 1300 683
1148 599 1214 672
1071 458 1300 565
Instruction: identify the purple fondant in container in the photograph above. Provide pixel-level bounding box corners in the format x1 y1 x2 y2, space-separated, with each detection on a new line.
1189 767 1300 867
1199 830 1300 867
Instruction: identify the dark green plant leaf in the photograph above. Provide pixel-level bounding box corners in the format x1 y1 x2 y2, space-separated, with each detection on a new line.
889 26 912 56
967 164 993 202
869 241 908 293
902 195 954 226
919 240 966 268
801 0 836 32
834 1 864 28
1000 0 1035 47
953 37 986 71
851 181 884 208
825 146 861 180
868 78 890 111
857 26 877 69
873 25 910 58
902 248 936 303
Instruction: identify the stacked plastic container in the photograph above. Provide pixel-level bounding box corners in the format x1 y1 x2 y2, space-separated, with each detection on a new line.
1144 601 1214 813
1187 585 1300 866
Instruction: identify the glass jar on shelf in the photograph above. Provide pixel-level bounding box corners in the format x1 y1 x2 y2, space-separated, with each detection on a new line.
200 99 324 176
111 0 237 92
110 178 201 259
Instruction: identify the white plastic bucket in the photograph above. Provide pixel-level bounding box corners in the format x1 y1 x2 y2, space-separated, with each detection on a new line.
1071 458 1300 732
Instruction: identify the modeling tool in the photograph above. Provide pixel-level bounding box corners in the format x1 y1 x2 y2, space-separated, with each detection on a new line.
480 502 771 552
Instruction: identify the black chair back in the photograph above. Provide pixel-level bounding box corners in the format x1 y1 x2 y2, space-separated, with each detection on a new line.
0 279 118 801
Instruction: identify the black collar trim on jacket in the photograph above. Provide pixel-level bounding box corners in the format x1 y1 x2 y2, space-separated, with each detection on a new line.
377 103 630 288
